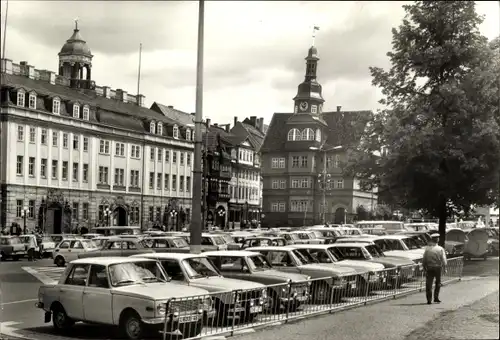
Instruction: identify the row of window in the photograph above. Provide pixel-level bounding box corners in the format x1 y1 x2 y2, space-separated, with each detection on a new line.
148 172 191 192
16 156 89 181
16 90 90 120
271 178 344 189
271 156 341 169
231 186 259 201
270 200 312 213
16 199 90 220
287 128 321 142
18 126 90 151
149 121 193 141
293 103 322 114
150 147 192 166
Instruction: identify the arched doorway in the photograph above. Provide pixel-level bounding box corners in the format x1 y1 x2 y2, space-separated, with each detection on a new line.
215 206 226 228
46 203 63 234
334 207 346 225
114 206 128 226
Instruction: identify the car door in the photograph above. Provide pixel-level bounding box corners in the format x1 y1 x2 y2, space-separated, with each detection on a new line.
102 241 122 257
60 264 88 320
67 240 85 262
56 240 71 259
83 264 113 324
123 240 146 256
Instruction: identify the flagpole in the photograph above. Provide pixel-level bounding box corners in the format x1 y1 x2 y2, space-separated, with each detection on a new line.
190 0 205 254
2 0 9 62
137 43 142 95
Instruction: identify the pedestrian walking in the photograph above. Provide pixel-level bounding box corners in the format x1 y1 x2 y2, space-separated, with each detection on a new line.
27 234 38 262
422 237 447 304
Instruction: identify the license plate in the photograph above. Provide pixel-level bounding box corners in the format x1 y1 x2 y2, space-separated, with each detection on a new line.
250 306 263 313
351 283 357 289
178 315 199 323
296 295 308 302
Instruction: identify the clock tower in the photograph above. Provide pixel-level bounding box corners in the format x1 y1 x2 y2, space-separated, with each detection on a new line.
293 45 325 115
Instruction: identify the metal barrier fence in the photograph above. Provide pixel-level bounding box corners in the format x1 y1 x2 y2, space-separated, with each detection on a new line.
159 257 463 340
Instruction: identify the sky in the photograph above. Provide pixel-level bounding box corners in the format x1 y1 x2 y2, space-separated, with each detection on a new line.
1 1 499 125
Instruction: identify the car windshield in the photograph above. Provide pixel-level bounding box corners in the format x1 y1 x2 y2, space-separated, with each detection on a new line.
108 261 165 286
211 236 225 245
303 248 337 264
292 249 317 264
312 231 323 238
171 238 189 248
41 236 54 242
327 247 345 260
296 233 311 240
219 234 233 243
247 254 272 271
378 239 405 251
334 246 370 260
82 240 98 249
182 257 220 279
401 237 420 249
4 237 22 245
411 236 426 247
365 244 383 257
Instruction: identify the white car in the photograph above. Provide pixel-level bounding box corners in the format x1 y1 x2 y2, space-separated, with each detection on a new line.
36 257 211 340
53 239 100 267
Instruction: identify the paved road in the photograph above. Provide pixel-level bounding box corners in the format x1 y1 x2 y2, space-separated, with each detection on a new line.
1 256 497 340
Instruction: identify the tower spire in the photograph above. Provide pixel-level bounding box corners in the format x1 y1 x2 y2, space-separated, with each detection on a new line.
312 25 319 46
74 17 79 31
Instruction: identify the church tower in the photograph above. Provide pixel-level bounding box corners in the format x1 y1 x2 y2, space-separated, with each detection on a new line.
293 45 325 115
58 20 94 89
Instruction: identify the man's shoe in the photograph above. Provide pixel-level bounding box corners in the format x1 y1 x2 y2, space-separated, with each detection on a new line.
434 299 441 303
427 301 432 304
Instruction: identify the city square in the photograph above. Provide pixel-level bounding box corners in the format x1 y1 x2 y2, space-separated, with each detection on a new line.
0 1 499 340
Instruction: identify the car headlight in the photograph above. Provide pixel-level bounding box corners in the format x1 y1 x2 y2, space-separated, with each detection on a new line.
261 288 267 299
157 304 166 316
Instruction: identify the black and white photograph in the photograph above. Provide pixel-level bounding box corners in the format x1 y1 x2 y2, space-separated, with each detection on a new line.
0 1 499 340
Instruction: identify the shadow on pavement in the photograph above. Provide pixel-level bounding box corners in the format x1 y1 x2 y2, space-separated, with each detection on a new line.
394 302 431 306
24 324 122 340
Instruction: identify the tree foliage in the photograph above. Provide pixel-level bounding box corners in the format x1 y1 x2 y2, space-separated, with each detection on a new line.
346 1 500 245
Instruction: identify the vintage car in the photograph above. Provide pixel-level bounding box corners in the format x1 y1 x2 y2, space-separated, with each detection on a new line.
288 231 325 244
76 238 155 260
176 233 228 252
329 243 416 287
141 236 191 253
81 233 101 240
398 231 433 246
247 246 357 304
334 237 423 263
484 228 499 255
356 221 408 235
290 244 384 294
50 234 78 244
36 257 211 340
463 228 490 260
443 229 467 257
0 235 26 260
37 235 57 258
304 228 340 244
53 239 100 267
205 250 310 312
132 253 267 324
241 236 287 249
208 232 243 251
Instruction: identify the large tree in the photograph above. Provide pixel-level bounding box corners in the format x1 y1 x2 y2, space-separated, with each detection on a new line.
346 1 500 246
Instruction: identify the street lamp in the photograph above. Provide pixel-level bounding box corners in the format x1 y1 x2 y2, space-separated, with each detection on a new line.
21 205 28 234
104 207 111 226
310 145 342 224
170 209 178 231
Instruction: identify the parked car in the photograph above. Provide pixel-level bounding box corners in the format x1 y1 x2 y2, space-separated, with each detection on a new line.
141 236 191 253
132 253 267 324
50 234 78 244
53 239 100 267
463 228 490 260
205 250 310 312
0 235 26 260
356 221 408 235
443 229 467 257
241 236 287 249
329 243 416 287
37 235 57 258
484 228 499 255
288 231 325 244
262 232 301 245
289 244 384 294
247 246 357 304
81 233 101 240
36 257 210 340
198 233 229 252
76 238 156 260
209 232 243 250
19 234 41 257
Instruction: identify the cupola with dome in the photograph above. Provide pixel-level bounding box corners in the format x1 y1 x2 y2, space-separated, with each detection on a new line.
58 20 94 90
293 44 325 115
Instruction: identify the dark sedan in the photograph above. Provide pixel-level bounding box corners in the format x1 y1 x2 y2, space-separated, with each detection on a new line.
77 237 155 258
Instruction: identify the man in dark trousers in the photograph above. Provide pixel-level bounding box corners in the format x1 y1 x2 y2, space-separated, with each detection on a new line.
423 238 447 304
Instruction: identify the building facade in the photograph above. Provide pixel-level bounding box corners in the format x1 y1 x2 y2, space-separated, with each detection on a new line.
0 25 194 233
261 44 377 228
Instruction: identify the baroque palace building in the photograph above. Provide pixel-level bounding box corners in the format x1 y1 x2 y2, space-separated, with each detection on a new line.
261 44 377 228
0 24 195 233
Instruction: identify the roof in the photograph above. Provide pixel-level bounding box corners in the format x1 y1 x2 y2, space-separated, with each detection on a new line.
203 250 261 257
144 235 185 239
246 246 296 251
71 257 155 265
130 252 205 260
1 73 181 133
330 243 371 248
59 28 92 57
288 244 331 249
374 235 410 240
150 102 199 129
336 238 373 242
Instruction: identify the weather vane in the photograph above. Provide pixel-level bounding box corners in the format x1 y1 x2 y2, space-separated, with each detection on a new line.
74 17 79 30
312 25 320 46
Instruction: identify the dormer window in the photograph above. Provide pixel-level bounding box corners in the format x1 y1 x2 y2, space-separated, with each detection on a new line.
52 98 61 115
73 104 80 118
186 129 191 141
157 123 163 135
150 121 156 134
28 92 37 109
287 128 301 141
301 128 314 141
16 90 25 107
82 105 90 120
173 125 179 139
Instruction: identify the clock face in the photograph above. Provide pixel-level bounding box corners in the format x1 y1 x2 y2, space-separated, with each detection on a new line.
299 101 309 111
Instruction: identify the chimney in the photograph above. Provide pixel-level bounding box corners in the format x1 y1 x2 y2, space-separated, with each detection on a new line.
20 61 35 79
206 118 211 128
1 59 13 74
250 116 257 127
337 106 342 112
103 86 111 99
136 94 145 107
257 118 264 133
48 71 56 85
167 105 174 109
213 123 219 128
234 116 238 127
224 124 230 133
116 89 128 103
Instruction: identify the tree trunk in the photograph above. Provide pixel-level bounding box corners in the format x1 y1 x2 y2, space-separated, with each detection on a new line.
438 198 447 247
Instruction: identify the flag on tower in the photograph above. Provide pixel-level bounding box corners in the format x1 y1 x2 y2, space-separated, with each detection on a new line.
314 26 320 31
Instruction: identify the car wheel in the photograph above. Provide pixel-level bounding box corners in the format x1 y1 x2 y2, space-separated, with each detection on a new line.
55 256 65 267
12 255 20 261
52 305 74 331
120 311 144 340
